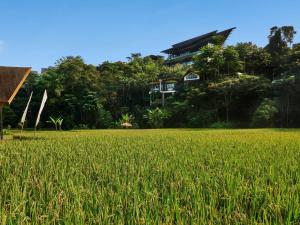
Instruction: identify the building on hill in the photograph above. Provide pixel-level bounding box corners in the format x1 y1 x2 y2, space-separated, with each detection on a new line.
162 27 236 66
149 70 201 106
149 75 177 107
149 27 236 106
41 66 54 74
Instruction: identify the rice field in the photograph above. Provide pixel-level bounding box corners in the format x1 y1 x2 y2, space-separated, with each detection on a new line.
0 129 300 224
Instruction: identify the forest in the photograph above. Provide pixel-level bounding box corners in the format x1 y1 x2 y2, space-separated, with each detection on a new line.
3 26 300 129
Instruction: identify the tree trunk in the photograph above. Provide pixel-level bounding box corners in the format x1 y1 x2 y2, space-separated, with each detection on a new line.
281 102 284 128
227 63 230 75
224 93 231 124
142 87 145 106
286 94 290 127
122 85 125 106
226 104 229 124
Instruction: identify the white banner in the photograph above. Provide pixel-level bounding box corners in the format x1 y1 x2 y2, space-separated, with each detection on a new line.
35 90 48 128
20 92 33 124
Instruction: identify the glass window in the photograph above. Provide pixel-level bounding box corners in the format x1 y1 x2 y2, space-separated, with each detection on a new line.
166 83 175 91
184 73 200 81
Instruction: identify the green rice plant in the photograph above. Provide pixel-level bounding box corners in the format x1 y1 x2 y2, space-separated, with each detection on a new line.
0 129 300 224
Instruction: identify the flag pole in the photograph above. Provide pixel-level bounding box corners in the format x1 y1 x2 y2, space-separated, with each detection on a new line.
35 90 48 137
20 92 33 134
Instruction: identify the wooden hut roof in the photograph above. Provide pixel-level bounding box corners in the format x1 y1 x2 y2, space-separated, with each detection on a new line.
0 66 31 105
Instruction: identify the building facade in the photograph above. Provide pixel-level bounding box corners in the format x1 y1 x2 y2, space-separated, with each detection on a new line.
162 27 236 66
150 27 236 106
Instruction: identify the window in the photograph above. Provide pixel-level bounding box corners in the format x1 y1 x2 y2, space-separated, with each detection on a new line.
152 85 160 92
166 83 175 91
184 73 200 81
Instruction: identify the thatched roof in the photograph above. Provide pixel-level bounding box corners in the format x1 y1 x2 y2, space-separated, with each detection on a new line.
0 66 31 105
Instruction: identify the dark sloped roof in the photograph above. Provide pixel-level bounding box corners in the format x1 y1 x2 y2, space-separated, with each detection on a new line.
172 30 218 49
162 27 236 55
216 27 236 39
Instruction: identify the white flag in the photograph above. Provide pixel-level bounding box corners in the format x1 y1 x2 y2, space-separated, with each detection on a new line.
35 90 48 128
20 92 33 124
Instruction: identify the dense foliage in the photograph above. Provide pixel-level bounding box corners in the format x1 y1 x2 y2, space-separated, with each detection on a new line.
1 129 300 223
3 26 300 129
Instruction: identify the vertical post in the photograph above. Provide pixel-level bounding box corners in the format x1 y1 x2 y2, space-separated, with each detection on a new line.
20 122 24 134
162 93 165 107
159 79 162 92
0 105 3 140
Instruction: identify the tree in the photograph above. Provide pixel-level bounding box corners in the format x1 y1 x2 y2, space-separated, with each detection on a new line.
286 45 300 75
266 26 296 76
193 44 224 80
144 108 169 128
223 46 243 75
208 74 270 123
272 75 296 127
235 42 271 76
194 44 243 80
251 99 278 127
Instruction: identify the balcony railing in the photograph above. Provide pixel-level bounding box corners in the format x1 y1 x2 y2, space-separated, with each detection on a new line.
166 51 201 64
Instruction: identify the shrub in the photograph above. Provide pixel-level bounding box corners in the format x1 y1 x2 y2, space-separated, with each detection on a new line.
115 113 135 128
3 106 17 128
209 121 234 129
3 129 12 135
144 108 169 128
251 98 278 128
187 110 216 128
75 124 89 130
96 107 113 129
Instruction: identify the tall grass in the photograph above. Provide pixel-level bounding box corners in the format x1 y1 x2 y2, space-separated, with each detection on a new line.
0 129 300 224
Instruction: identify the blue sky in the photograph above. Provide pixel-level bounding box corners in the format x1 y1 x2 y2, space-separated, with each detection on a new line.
0 0 299 71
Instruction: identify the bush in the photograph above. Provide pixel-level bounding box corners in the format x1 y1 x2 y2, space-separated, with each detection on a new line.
112 114 136 129
62 116 75 130
187 110 216 128
75 124 89 130
3 106 17 128
251 98 278 128
3 129 12 135
96 106 113 129
209 121 234 129
144 108 169 128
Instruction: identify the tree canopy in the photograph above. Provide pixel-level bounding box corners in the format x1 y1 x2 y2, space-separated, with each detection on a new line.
3 25 300 129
